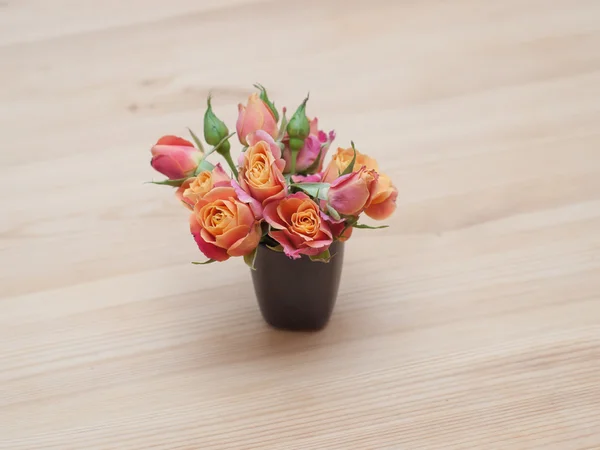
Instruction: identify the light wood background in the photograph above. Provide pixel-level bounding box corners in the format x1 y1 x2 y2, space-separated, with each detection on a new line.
1 0 600 448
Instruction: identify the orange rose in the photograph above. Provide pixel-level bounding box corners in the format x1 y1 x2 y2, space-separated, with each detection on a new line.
364 173 398 220
176 163 230 209
322 147 379 183
263 193 332 259
237 130 287 210
189 186 261 262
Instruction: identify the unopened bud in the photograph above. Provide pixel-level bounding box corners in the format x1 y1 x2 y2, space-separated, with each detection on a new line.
254 83 279 122
204 95 230 147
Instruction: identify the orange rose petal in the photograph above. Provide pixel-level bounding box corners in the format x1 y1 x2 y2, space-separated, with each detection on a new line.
214 225 250 249
228 223 261 257
235 202 255 228
365 189 398 220
202 186 236 203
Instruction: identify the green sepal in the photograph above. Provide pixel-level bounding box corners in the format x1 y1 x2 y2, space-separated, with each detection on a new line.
277 108 288 141
260 222 270 237
310 249 331 263
196 159 215 173
243 248 258 271
340 141 357 176
146 178 188 187
187 127 205 153
326 203 341 220
254 83 279 122
354 223 389 229
292 182 330 200
266 244 284 253
192 259 216 265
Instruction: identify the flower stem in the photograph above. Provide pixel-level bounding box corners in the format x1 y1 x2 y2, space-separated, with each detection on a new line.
290 149 299 175
222 151 238 178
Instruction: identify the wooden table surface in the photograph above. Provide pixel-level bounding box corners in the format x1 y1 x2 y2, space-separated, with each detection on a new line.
2 1 600 448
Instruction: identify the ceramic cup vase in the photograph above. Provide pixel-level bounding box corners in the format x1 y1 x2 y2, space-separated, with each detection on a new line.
251 241 344 331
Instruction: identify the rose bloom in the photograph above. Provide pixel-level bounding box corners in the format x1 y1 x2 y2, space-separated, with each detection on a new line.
327 167 378 216
150 135 202 180
176 163 230 209
263 193 332 259
236 93 279 146
189 186 261 262
364 173 398 220
237 130 286 211
321 147 379 183
323 147 398 220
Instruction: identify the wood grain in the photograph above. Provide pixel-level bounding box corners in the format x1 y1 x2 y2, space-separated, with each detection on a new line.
1 0 600 448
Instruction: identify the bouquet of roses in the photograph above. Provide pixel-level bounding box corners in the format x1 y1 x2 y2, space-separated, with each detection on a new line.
148 85 397 268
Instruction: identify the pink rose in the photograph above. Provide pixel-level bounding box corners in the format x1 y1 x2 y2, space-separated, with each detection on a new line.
189 186 261 262
263 193 332 259
282 118 335 173
150 135 202 180
327 167 379 216
320 211 353 242
236 93 279 146
237 130 287 213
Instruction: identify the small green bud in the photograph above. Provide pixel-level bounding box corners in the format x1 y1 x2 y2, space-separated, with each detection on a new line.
254 83 279 122
203 95 229 147
286 94 310 141
289 137 305 153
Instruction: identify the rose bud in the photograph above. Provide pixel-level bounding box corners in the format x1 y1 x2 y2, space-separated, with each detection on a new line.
204 96 230 151
327 167 379 216
254 83 279 122
150 136 202 180
236 93 278 146
286 95 310 173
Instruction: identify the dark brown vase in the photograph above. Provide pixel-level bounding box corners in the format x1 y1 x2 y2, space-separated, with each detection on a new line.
251 241 344 331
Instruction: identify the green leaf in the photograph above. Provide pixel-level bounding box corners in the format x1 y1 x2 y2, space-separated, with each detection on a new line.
340 141 357 176
292 182 330 200
187 127 205 153
354 223 389 229
146 178 188 187
326 203 341 220
266 244 284 253
309 248 331 263
199 159 215 171
192 259 216 265
243 248 258 270
301 146 324 174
